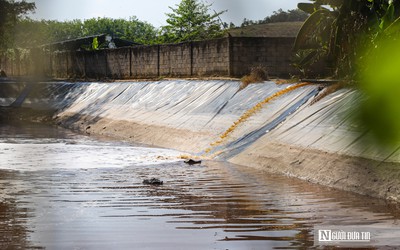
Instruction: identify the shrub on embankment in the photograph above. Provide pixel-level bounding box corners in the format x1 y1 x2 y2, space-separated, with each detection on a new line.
294 0 400 146
240 65 269 90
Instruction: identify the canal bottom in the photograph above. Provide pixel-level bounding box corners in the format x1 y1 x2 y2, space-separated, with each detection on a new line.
0 121 400 249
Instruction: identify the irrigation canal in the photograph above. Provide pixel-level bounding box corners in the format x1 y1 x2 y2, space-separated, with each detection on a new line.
1 121 400 249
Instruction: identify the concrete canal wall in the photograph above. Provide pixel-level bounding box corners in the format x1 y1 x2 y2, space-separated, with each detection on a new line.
1 80 400 202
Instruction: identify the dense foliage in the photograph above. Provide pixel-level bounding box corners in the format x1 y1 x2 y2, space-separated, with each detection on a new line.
4 1 311 49
11 0 227 47
159 0 226 43
293 0 400 78
240 8 309 27
14 17 158 48
0 0 35 50
293 0 400 145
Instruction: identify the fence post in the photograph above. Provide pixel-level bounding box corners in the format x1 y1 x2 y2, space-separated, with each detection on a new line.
190 41 193 76
49 50 53 78
104 50 108 78
228 35 234 77
66 51 69 78
84 51 87 78
157 45 161 77
129 47 132 78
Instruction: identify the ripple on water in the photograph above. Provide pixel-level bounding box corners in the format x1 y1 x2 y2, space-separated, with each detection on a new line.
1 123 400 249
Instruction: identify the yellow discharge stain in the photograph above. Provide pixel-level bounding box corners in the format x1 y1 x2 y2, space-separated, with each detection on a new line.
179 154 204 160
179 154 192 160
203 82 312 156
274 79 289 85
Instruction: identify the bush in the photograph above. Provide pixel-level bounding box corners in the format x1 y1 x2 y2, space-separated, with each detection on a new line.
240 66 269 89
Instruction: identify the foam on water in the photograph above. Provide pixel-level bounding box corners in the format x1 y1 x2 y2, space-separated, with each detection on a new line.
0 143 182 171
0 122 182 171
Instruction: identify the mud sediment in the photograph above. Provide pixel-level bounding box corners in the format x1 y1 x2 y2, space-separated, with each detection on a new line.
0 106 55 124
230 142 400 202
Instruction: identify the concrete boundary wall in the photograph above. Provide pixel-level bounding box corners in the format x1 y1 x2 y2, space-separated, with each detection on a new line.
0 37 316 79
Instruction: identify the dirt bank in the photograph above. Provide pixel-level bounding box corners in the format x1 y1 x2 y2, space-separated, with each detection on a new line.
0 106 55 124
230 141 400 202
56 113 212 153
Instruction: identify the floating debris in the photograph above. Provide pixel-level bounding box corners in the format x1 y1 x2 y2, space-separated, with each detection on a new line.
184 159 202 165
143 178 163 185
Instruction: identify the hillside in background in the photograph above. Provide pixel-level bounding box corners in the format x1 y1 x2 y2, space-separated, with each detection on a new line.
228 22 303 37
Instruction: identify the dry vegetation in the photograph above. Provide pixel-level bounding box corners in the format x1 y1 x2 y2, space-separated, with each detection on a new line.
310 81 348 105
240 65 269 90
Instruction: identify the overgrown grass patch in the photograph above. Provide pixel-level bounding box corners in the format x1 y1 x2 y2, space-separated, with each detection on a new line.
240 65 269 90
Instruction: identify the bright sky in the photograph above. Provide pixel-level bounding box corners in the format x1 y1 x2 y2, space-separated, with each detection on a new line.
28 0 303 27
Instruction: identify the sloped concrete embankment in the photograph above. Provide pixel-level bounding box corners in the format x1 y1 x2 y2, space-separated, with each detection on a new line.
3 80 400 202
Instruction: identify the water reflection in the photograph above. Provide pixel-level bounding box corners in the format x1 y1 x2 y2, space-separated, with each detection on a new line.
0 171 43 249
0 122 400 249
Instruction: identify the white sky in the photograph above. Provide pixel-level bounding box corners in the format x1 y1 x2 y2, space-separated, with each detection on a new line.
28 0 303 27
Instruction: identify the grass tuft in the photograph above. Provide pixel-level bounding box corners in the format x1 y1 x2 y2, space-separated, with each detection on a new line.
310 81 348 105
240 66 269 90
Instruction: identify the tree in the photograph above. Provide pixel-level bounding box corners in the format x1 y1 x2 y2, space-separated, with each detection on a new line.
293 0 400 78
0 0 35 49
263 8 309 23
159 0 226 43
14 17 158 48
81 17 157 44
240 8 309 27
293 0 400 145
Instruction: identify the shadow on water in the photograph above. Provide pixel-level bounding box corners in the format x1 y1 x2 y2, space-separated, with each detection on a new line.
0 171 44 249
1 122 400 249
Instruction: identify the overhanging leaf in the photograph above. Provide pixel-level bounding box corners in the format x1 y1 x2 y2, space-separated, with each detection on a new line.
383 16 400 36
298 3 316 14
294 9 333 51
315 0 344 8
380 3 395 30
299 50 319 66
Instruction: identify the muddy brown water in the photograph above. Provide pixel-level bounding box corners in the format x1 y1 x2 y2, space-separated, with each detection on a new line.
1 122 400 249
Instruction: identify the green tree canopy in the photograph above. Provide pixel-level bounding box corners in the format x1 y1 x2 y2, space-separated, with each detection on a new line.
0 0 35 49
14 17 158 48
159 0 226 43
79 17 157 44
293 0 400 145
241 8 309 27
293 0 400 78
